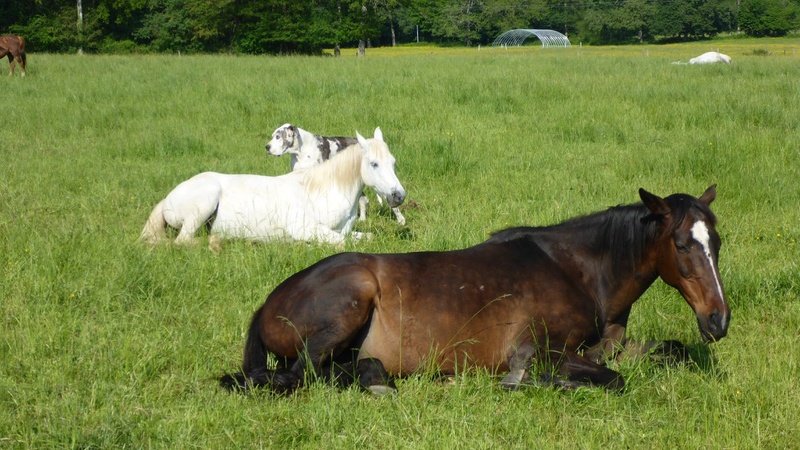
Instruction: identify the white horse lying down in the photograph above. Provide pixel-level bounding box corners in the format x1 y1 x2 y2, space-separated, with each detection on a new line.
140 129 405 245
266 124 406 225
689 51 732 64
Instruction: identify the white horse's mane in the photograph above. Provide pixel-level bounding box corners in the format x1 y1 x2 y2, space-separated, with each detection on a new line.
301 141 364 196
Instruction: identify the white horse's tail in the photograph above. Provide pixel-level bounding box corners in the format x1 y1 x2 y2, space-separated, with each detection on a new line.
140 199 168 244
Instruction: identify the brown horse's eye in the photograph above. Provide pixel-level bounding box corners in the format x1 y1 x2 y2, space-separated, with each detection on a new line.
676 243 690 254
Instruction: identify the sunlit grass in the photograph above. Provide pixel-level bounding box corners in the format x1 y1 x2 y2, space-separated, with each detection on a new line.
1 39 799 447
335 35 800 60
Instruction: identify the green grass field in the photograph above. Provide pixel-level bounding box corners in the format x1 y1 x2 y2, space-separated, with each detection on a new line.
2 39 799 448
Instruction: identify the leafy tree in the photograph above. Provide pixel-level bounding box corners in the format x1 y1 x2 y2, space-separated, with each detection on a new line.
402 0 442 43
437 0 484 46
344 0 383 54
184 0 239 50
17 9 81 52
372 0 408 46
230 1 319 54
535 0 583 38
581 0 656 44
135 0 196 52
2 0 40 33
482 0 549 43
649 0 734 40
4 0 800 53
739 0 800 36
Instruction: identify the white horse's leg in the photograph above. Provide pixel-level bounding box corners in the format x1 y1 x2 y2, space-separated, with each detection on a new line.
290 216 356 246
350 231 374 242
173 201 218 245
303 226 347 246
372 192 405 225
391 207 406 226
358 195 368 221
208 234 223 253
162 173 222 245
174 214 208 245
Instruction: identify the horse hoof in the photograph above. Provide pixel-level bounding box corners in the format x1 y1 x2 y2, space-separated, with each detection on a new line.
499 369 531 390
367 385 397 397
208 235 222 253
350 232 374 242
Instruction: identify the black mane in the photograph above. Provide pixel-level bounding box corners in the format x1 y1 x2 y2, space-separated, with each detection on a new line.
488 193 716 271
488 203 659 270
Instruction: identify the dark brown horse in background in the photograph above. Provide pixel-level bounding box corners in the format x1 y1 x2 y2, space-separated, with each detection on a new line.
0 35 26 77
221 186 730 394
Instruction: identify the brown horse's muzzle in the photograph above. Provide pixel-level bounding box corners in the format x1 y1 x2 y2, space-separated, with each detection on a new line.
697 308 730 342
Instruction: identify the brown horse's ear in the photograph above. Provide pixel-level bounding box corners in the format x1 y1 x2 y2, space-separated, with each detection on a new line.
639 188 671 216
699 184 717 206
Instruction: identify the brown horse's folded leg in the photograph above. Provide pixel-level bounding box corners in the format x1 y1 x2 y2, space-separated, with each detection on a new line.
218 367 301 394
356 358 397 396
319 360 357 388
555 350 625 392
499 342 536 390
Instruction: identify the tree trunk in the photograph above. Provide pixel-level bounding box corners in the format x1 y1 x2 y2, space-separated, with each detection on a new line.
76 0 84 54
358 2 367 57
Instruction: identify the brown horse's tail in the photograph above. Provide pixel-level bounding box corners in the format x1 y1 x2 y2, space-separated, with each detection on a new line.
140 200 168 244
219 306 277 391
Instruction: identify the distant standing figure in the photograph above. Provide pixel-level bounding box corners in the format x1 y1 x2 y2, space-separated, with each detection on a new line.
0 35 27 76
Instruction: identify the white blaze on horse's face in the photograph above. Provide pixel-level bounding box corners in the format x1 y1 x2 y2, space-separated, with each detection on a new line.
670 213 730 342
356 128 406 208
266 124 297 156
691 220 728 319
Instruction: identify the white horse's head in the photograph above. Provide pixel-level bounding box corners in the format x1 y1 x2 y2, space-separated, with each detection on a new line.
266 124 300 156
356 128 406 208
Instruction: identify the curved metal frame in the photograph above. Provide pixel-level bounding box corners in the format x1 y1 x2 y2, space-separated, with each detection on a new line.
492 29 571 48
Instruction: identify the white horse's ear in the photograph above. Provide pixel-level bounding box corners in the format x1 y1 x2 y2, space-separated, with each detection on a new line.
356 131 368 151
374 127 383 142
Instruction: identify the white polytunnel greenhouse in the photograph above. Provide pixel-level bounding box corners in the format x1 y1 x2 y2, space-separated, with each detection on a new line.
492 29 571 48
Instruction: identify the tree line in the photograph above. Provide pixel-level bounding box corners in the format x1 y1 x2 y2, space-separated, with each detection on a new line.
3 0 799 54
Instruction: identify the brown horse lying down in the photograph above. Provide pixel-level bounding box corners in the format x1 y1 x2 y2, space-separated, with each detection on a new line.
221 186 729 394
0 35 26 77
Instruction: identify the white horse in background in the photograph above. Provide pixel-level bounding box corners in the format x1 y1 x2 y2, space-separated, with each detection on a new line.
140 129 405 246
689 51 732 64
266 124 407 225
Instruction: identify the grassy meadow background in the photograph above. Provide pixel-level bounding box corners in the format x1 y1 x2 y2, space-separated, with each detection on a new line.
2 38 799 447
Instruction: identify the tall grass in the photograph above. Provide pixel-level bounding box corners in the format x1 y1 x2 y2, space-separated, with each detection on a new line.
2 40 799 448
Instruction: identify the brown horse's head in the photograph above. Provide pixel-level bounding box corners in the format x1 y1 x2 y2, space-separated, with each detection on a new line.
640 185 730 342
